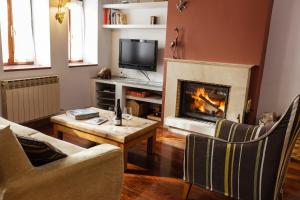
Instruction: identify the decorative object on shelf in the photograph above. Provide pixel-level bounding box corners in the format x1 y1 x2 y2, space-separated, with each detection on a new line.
170 27 180 59
127 90 151 98
97 68 112 79
150 16 158 25
127 100 149 117
176 0 188 12
119 13 128 24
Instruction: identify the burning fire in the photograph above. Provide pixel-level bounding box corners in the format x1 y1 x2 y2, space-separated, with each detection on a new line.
191 88 225 114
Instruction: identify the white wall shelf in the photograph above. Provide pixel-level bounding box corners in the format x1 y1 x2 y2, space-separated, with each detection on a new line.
126 95 162 105
99 0 167 82
103 1 168 10
102 24 166 29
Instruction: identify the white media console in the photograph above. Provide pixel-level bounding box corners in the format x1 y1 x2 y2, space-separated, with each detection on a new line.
91 76 163 120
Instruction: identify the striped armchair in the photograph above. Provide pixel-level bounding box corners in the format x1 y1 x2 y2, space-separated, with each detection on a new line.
183 95 300 200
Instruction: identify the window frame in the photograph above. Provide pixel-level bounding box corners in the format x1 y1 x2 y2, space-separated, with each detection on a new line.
2 0 34 66
67 0 98 68
68 8 84 64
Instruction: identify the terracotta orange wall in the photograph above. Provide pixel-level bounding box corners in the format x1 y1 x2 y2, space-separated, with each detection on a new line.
164 0 274 123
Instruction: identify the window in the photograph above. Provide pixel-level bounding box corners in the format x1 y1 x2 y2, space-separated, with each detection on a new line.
68 0 98 66
0 0 35 65
68 1 85 63
0 0 50 69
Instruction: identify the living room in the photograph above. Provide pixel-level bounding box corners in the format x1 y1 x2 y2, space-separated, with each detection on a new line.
0 0 299 200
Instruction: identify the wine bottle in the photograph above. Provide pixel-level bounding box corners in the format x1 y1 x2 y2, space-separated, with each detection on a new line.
113 99 122 126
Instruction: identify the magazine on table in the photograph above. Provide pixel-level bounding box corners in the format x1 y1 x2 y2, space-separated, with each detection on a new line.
84 117 107 125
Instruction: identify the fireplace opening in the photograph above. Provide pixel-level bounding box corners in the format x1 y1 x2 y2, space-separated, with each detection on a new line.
178 81 230 122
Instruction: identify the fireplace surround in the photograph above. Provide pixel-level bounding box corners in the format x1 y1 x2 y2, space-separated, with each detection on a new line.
164 59 254 136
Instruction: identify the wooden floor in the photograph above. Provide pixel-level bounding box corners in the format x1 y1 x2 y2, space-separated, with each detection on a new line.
38 126 300 200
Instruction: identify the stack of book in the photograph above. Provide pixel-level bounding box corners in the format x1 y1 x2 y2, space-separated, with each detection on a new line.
66 109 99 120
103 8 128 25
126 90 151 98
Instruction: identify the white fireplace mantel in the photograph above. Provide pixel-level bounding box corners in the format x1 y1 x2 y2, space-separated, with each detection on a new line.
164 58 254 69
164 58 254 135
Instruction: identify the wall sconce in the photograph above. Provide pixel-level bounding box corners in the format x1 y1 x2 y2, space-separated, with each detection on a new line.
54 0 71 24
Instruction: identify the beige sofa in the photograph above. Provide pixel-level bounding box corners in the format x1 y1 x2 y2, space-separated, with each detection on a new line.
0 117 123 200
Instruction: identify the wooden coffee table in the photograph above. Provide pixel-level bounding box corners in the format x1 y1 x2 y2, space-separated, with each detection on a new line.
51 108 159 170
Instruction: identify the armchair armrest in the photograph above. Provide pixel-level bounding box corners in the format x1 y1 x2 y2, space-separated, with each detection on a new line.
184 133 281 200
3 144 123 200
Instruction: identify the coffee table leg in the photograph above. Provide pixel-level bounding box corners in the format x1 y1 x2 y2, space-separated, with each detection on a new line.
147 130 156 155
123 151 128 171
53 124 63 140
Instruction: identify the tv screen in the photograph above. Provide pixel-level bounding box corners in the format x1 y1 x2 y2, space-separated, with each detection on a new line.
119 39 158 72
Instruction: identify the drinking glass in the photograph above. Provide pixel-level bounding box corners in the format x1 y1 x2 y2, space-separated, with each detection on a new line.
123 107 133 121
107 110 115 125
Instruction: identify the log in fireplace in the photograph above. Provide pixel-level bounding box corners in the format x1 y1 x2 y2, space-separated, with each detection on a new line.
178 80 230 122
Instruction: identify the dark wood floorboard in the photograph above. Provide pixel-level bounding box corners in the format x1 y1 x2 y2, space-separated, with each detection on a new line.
36 126 300 200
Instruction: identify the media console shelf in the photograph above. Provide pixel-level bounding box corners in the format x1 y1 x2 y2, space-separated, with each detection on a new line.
126 94 162 105
91 77 163 121
95 82 116 110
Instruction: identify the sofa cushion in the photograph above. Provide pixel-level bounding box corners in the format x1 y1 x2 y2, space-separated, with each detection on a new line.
0 117 39 136
0 125 32 181
16 135 67 167
30 133 85 155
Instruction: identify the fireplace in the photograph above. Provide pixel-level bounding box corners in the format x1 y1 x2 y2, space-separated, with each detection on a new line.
178 81 230 122
164 59 253 135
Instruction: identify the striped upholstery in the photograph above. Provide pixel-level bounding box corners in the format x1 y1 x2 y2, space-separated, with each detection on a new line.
215 119 273 142
184 95 300 200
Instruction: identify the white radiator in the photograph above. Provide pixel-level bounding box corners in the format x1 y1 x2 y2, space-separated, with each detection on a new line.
1 76 60 123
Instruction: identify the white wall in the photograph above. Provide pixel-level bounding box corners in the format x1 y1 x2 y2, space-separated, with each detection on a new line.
109 8 167 82
258 0 300 117
0 1 103 115
83 0 98 64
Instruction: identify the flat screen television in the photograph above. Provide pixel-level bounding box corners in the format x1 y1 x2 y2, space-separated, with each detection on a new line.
119 39 158 72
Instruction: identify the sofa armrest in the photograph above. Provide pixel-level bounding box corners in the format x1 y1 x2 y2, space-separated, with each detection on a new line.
184 133 280 199
3 144 123 200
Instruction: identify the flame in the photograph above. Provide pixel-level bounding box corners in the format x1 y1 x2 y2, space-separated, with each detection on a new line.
219 101 225 111
191 87 225 113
